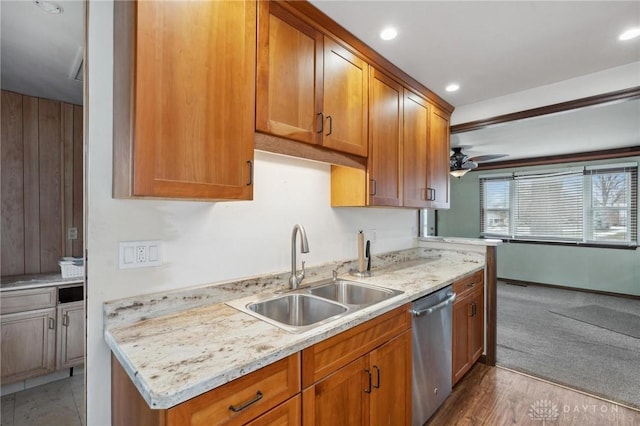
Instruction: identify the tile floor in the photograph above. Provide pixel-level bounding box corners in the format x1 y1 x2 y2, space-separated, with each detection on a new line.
1 370 84 426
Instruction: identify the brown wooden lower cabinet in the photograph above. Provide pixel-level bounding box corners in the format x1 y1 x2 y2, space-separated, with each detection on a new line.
111 304 412 425
112 353 300 426
452 270 485 385
301 305 412 425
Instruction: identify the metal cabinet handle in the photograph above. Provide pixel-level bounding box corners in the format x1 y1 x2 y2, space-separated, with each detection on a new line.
229 390 263 413
326 115 333 136
246 160 253 186
364 369 372 393
370 179 377 196
48 317 55 330
373 365 380 389
470 301 477 317
316 112 324 134
426 187 436 201
63 314 69 327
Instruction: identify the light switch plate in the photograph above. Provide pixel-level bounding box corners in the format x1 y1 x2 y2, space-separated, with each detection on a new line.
119 240 162 269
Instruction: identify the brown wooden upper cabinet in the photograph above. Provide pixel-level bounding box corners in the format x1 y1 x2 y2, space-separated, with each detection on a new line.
426 105 451 209
403 90 451 209
331 68 402 207
256 1 368 157
403 90 430 208
113 0 256 200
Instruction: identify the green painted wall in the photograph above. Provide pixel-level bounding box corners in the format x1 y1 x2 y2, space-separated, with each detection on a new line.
438 157 640 296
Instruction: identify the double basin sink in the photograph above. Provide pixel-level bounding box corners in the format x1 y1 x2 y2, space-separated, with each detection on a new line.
229 279 403 333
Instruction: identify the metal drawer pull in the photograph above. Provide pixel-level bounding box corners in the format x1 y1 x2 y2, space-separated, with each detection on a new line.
326 115 333 136
246 160 253 186
370 179 377 196
48 318 55 329
228 390 263 412
411 293 456 317
373 365 380 389
316 112 324 133
63 314 69 327
364 369 372 393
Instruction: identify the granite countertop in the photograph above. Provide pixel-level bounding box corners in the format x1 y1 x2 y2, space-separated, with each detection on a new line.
104 247 485 410
1 273 83 292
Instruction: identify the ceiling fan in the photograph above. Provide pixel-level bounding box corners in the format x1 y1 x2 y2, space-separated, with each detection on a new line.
450 147 507 178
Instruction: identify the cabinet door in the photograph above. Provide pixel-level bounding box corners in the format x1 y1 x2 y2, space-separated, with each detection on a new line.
128 0 255 200
468 285 485 364
369 331 411 426
57 302 84 369
302 356 368 425
246 395 300 426
426 106 450 209
452 294 471 385
1 308 56 383
368 68 402 207
322 37 368 157
402 90 429 208
256 1 322 145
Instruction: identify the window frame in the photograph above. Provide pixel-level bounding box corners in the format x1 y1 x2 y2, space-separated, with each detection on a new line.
479 163 638 249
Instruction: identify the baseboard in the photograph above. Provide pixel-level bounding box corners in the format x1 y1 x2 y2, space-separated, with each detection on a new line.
498 277 640 300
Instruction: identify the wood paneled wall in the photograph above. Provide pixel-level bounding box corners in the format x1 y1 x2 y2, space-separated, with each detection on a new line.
1 90 83 277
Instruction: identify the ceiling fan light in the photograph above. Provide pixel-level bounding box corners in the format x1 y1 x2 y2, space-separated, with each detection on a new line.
450 169 470 178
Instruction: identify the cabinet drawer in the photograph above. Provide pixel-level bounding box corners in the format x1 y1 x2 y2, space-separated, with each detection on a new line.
452 270 484 300
1 287 56 315
301 304 410 388
245 394 300 426
167 353 300 426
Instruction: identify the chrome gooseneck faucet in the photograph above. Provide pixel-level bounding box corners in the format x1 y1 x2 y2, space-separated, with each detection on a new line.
289 224 310 289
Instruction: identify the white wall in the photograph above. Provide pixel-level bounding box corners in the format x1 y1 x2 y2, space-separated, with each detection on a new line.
87 2 416 423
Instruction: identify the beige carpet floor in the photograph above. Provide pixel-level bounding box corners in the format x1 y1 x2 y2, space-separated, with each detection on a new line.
497 281 640 410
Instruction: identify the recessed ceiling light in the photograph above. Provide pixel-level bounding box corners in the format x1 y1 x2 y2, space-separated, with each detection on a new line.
380 27 398 41
33 0 63 14
618 28 640 41
445 83 460 92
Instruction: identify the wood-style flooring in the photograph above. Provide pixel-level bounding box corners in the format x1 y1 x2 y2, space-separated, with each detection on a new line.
427 363 640 425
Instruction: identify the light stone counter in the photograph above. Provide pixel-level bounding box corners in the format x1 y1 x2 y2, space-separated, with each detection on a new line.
104 247 485 409
1 273 83 291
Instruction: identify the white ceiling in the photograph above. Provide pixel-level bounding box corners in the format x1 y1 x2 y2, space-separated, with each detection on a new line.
1 1 638 162
1 0 83 105
452 98 640 162
310 0 640 107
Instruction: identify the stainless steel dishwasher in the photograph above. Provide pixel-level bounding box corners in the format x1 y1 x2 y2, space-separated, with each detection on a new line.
411 286 456 426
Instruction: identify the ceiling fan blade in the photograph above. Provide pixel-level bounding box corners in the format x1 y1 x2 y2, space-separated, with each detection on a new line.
462 161 478 170
468 154 508 162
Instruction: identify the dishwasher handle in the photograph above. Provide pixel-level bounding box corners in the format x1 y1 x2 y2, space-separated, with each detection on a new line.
411 292 456 317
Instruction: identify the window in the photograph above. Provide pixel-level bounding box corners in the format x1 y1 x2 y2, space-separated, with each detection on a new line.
480 164 638 246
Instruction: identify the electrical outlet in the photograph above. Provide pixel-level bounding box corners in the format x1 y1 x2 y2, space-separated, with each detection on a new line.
119 240 162 269
136 245 147 263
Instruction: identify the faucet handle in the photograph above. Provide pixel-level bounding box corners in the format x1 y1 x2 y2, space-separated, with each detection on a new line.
332 268 338 281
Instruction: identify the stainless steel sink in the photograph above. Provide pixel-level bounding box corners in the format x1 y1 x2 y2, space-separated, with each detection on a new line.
248 294 347 329
308 279 401 306
227 278 403 333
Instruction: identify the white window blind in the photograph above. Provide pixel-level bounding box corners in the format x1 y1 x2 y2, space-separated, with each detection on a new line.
480 164 638 246
584 164 637 244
